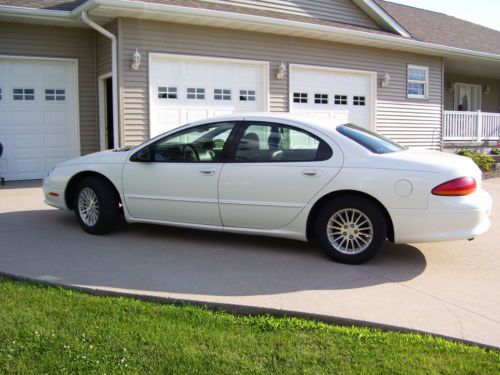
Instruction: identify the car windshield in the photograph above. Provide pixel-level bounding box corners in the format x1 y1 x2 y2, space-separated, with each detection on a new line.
336 124 407 154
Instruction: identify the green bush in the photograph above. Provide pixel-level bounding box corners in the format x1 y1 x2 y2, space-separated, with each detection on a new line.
456 149 495 172
491 147 500 155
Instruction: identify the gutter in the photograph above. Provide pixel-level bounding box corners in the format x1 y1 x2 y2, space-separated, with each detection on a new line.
80 10 120 149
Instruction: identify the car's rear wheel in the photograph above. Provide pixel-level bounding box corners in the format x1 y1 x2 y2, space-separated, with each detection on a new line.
315 195 387 264
74 177 119 235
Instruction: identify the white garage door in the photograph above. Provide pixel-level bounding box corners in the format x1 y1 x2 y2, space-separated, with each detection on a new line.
149 54 268 138
290 64 375 130
0 57 78 181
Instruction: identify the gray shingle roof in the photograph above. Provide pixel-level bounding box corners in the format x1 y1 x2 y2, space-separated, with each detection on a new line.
374 0 500 55
1 0 499 55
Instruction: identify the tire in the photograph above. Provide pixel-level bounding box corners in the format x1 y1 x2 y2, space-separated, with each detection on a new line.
315 195 387 264
73 176 120 235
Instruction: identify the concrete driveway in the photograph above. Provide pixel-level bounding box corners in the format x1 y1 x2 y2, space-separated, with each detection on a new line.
0 179 499 348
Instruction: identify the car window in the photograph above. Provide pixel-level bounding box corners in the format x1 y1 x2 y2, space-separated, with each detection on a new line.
137 122 235 162
336 124 406 154
234 122 332 162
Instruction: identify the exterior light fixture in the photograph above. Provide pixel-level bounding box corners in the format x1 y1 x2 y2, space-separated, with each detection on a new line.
483 85 491 95
381 72 391 87
276 61 287 80
131 49 141 70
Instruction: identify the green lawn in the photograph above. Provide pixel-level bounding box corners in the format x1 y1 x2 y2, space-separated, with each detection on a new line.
0 277 498 374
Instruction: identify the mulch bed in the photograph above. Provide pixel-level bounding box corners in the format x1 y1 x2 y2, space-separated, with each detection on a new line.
483 171 500 180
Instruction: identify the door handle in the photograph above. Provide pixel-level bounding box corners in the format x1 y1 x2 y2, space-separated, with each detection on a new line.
302 169 319 177
200 168 216 176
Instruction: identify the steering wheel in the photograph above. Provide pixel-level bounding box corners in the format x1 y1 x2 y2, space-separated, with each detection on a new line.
182 144 200 161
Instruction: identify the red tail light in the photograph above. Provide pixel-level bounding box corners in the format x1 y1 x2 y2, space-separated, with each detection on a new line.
432 177 476 196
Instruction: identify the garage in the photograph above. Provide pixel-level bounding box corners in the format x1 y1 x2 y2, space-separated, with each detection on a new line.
149 54 269 137
289 64 376 130
0 57 78 181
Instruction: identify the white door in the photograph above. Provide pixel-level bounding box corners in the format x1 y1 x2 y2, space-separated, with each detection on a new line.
219 121 342 229
122 121 236 226
149 54 268 138
0 57 78 181
289 64 375 130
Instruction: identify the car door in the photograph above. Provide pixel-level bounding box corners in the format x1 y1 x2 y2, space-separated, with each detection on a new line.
218 121 342 229
122 121 236 225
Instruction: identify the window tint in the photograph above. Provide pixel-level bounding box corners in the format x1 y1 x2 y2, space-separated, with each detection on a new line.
337 124 406 154
136 122 235 163
234 123 332 162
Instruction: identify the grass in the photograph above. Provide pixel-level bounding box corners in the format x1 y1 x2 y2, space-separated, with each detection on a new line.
0 277 498 374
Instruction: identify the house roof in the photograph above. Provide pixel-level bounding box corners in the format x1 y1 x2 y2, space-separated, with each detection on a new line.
374 0 500 55
1 0 499 56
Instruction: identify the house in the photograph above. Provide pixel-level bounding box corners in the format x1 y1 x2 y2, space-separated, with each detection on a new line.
0 0 499 181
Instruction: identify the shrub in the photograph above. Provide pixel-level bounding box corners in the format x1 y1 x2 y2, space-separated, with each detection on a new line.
456 150 495 172
491 147 500 155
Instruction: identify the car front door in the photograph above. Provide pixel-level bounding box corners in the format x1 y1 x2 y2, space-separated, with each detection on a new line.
218 121 342 229
122 121 236 225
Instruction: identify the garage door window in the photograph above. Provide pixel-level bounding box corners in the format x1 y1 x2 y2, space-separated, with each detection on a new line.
334 95 347 105
293 92 308 103
13 88 34 101
158 87 177 99
239 90 256 101
314 94 328 104
187 88 205 100
45 89 66 101
353 96 365 106
214 89 231 101
234 123 332 162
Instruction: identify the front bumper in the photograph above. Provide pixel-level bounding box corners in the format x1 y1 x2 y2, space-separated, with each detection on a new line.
42 176 68 210
389 189 492 244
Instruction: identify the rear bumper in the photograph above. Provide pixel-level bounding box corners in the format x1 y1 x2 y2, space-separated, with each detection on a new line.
390 189 492 243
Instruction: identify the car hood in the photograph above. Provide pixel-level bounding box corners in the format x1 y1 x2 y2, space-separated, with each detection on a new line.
57 149 133 167
376 149 481 176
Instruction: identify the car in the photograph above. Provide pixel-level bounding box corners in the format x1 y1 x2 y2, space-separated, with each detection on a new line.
43 113 492 264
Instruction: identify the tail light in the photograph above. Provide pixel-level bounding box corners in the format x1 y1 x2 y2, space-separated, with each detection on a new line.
432 177 476 196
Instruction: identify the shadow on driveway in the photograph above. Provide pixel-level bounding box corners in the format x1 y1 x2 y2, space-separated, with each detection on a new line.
0 209 426 296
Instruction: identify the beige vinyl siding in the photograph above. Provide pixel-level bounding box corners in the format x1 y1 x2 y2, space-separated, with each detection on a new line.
119 18 442 149
96 20 117 77
444 75 500 113
0 22 98 155
201 0 381 29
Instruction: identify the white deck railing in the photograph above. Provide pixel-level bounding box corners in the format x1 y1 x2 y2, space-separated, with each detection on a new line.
443 111 500 141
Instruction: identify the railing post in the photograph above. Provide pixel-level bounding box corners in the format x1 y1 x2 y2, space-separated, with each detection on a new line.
476 110 482 142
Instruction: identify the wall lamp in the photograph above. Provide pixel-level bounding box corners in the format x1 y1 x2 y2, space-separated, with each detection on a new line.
483 85 491 95
131 49 142 71
381 72 391 88
276 61 287 80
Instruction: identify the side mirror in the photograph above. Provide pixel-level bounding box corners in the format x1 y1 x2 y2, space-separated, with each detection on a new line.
131 146 153 162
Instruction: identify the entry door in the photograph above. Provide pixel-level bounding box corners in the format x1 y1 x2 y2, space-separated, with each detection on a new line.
218 121 342 230
122 121 235 225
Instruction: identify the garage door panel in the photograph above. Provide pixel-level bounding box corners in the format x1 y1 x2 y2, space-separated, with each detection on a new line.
150 55 267 137
0 58 77 181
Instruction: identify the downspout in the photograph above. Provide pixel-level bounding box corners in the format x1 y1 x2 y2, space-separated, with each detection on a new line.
81 10 120 149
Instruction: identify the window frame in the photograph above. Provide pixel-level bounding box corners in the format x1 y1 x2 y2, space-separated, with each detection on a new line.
407 64 429 100
130 121 240 163
225 121 333 163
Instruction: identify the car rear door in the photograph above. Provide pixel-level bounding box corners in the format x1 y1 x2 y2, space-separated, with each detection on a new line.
218 120 342 229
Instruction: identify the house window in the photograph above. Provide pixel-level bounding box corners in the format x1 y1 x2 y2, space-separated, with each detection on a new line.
334 95 347 105
314 94 328 104
45 89 66 101
158 87 177 99
13 88 35 101
293 92 308 103
214 89 231 101
240 90 256 101
407 65 429 99
353 96 365 106
187 88 205 100
454 83 481 111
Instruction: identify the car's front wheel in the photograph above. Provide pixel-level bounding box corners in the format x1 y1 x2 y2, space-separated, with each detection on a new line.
74 177 120 235
315 195 387 264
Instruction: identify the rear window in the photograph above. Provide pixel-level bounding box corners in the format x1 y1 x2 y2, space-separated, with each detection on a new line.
336 124 406 154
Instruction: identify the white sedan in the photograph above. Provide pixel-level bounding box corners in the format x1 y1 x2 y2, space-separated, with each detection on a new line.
43 114 492 264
